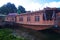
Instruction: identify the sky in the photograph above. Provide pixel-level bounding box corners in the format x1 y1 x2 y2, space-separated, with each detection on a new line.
0 0 60 11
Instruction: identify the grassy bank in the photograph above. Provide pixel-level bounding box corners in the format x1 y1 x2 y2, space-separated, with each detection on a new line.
0 28 27 40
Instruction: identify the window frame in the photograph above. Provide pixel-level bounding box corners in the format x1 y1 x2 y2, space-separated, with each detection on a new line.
19 16 23 22
35 16 40 22
27 16 31 22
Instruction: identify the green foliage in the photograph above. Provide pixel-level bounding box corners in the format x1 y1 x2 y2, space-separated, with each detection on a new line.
0 2 17 15
0 28 27 40
17 9 21 14
17 6 26 14
0 2 26 15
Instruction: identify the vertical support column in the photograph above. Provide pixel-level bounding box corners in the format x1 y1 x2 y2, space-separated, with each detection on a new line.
44 10 47 20
53 10 58 27
15 16 16 22
43 10 47 24
52 10 55 19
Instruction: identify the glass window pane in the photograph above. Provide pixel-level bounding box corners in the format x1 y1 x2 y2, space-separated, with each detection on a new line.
35 16 40 22
27 16 30 22
19 17 23 21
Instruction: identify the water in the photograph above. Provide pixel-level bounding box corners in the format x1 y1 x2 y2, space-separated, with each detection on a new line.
0 22 60 40
12 28 60 40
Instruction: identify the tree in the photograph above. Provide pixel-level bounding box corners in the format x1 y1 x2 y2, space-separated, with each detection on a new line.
17 6 26 14
0 5 8 14
0 8 1 13
0 2 17 15
6 3 17 13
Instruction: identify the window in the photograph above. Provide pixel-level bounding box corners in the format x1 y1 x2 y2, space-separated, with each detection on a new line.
27 16 30 22
7 17 8 20
19 17 23 21
35 16 40 22
57 16 60 21
11 18 14 21
10 16 15 22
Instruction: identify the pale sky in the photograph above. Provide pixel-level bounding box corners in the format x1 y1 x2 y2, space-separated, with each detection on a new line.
0 0 60 11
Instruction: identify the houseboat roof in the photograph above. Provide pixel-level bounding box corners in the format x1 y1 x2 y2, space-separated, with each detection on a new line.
18 10 44 16
7 7 60 16
8 13 19 16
